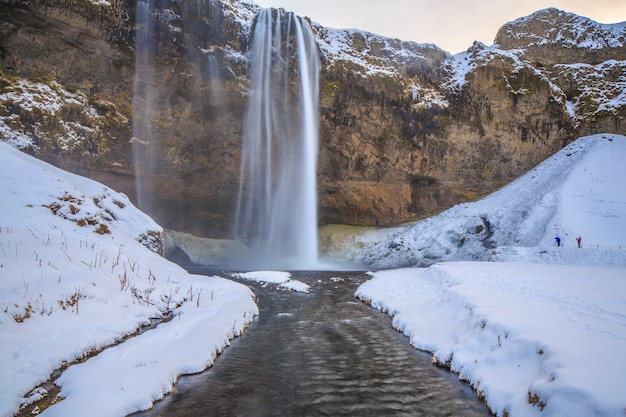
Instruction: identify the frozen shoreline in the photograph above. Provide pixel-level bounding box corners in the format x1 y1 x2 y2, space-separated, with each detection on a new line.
357 262 626 417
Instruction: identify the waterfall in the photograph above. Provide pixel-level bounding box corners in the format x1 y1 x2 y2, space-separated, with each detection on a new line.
234 8 321 270
132 0 157 213
207 54 224 103
132 2 321 269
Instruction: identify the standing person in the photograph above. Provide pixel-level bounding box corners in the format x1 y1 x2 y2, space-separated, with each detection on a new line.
576 236 582 248
555 236 561 247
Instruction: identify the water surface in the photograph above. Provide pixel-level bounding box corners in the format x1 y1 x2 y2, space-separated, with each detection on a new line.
137 271 492 417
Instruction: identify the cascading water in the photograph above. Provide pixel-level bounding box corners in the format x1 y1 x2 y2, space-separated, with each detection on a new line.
133 2 321 268
234 8 321 270
132 0 157 212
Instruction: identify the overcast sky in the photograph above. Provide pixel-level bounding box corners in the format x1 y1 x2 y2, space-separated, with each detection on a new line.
252 0 626 53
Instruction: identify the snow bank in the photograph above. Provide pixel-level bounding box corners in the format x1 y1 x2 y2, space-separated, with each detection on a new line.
357 263 626 417
231 270 311 293
37 275 256 417
0 143 258 417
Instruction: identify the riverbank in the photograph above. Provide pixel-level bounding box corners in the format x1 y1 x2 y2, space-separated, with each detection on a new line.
357 262 626 417
136 271 492 417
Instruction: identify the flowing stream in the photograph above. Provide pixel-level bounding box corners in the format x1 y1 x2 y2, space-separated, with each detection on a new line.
136 271 492 417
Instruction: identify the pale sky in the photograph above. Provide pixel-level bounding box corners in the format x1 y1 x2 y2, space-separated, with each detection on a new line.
253 0 626 53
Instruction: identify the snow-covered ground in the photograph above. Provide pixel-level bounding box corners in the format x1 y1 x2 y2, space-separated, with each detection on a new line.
355 134 626 417
357 264 626 417
0 143 258 417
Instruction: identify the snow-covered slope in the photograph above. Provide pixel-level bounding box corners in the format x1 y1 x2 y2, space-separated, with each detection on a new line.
0 143 258 417
332 134 626 268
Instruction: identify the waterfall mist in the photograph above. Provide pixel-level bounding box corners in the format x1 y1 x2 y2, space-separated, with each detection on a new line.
132 0 234 238
234 9 321 270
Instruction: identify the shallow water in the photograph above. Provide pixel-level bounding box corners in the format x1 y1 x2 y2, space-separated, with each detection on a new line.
136 271 492 417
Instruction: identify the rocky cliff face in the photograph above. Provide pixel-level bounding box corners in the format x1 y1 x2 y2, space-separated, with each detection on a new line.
314 9 625 226
1 1 624 237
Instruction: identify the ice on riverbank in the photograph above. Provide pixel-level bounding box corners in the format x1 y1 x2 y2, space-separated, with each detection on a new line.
231 270 312 293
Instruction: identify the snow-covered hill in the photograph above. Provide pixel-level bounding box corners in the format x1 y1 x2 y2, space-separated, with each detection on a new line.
327 134 626 268
0 143 258 417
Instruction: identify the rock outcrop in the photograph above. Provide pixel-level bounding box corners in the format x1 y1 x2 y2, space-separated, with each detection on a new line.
1 0 624 237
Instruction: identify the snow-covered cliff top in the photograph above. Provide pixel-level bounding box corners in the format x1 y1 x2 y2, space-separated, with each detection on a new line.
495 7 626 51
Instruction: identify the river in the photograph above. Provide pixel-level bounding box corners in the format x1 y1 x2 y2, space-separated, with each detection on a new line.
136 270 492 416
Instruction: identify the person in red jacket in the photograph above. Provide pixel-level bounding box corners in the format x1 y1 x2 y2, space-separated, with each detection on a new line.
576 236 582 248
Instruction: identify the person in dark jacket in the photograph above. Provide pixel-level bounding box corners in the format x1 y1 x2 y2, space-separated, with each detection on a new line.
555 236 561 247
